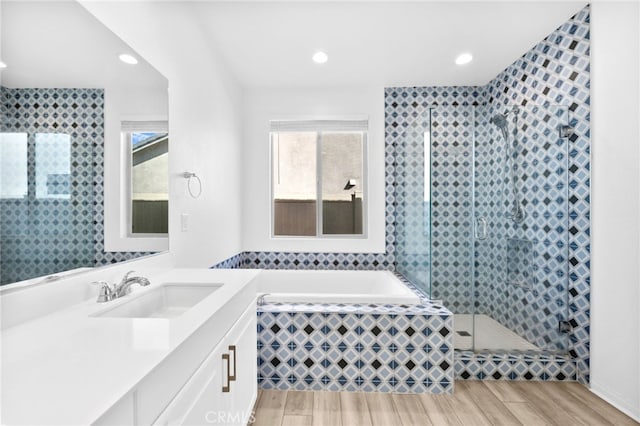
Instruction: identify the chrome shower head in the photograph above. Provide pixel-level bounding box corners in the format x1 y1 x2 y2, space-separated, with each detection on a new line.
490 106 519 132
490 113 509 131
491 113 510 142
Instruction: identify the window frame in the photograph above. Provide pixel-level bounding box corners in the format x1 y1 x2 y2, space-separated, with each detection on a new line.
121 121 169 238
269 120 368 239
104 116 169 254
0 132 29 200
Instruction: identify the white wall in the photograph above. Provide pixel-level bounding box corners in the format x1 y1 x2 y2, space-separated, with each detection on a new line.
242 87 386 253
591 1 640 421
81 1 245 267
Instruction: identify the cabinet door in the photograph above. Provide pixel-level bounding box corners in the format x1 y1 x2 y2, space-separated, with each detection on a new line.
153 340 231 426
227 307 258 426
180 344 233 426
153 303 256 426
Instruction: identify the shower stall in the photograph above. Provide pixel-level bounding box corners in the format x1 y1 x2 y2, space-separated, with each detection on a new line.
395 103 571 354
0 87 96 285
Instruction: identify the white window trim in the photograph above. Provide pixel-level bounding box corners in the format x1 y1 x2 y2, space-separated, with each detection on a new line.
269 119 368 239
104 115 168 252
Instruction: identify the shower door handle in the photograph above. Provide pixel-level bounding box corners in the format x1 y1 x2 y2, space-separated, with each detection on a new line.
475 217 488 240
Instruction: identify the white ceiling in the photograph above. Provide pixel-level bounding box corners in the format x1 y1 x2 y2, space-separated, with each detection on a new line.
0 1 167 91
0 1 588 91
189 1 588 88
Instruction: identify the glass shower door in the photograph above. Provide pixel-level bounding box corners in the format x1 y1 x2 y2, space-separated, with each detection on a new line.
472 105 571 354
394 107 432 296
0 131 93 284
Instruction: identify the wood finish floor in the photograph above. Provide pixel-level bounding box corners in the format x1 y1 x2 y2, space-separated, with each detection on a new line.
252 381 638 426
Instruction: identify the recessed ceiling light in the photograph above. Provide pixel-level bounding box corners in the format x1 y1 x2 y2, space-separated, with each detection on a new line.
118 53 138 65
455 53 473 66
0 61 7 69
312 51 328 64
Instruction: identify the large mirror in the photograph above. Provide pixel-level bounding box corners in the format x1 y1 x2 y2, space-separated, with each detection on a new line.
0 1 169 285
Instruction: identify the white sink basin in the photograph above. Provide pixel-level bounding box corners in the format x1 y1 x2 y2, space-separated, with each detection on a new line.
91 283 222 319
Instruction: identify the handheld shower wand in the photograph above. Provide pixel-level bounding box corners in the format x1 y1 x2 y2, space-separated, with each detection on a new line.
490 107 526 224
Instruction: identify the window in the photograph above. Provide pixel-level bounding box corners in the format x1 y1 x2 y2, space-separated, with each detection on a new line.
122 121 168 236
0 133 28 199
35 133 71 199
271 120 366 237
0 133 73 200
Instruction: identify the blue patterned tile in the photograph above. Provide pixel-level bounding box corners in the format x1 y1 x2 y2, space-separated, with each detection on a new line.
0 87 151 284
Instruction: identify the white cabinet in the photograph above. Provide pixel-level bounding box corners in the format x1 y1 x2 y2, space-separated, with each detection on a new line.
92 298 257 426
93 394 135 426
225 304 258 425
153 303 257 426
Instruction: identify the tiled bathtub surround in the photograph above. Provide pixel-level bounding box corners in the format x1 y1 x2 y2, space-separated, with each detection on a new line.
257 300 454 394
0 87 152 284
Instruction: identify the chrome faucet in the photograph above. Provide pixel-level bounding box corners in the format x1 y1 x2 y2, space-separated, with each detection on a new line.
257 293 271 306
91 271 150 303
92 281 115 303
115 271 151 297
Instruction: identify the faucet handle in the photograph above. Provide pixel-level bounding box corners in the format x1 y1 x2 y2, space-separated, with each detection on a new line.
91 281 114 303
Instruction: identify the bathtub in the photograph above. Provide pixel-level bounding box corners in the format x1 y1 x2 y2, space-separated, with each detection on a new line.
253 270 421 305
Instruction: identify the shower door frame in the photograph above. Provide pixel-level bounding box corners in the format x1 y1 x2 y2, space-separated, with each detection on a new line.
470 104 571 355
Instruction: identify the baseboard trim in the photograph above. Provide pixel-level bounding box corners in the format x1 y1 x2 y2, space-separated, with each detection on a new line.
590 381 640 422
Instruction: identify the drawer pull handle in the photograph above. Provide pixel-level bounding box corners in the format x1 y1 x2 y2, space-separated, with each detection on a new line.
228 345 237 381
222 353 230 393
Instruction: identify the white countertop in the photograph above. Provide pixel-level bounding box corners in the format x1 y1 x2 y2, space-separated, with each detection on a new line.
1 268 259 425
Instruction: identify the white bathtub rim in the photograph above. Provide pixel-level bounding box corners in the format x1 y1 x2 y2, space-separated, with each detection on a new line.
253 269 422 305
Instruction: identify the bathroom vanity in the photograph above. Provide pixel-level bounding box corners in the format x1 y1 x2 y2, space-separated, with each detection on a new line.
1 268 259 425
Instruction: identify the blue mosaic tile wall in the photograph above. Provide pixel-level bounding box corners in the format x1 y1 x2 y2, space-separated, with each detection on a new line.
242 252 393 270
392 91 480 301
391 98 431 295
478 105 571 353
473 104 505 321
485 6 591 384
390 6 590 382
210 252 244 269
390 97 572 350
0 87 150 285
